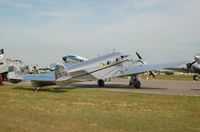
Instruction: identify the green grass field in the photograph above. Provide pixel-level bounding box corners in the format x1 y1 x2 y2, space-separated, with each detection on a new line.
0 84 200 132
140 74 195 81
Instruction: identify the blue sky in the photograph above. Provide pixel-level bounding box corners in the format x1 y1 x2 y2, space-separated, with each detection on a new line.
0 0 200 66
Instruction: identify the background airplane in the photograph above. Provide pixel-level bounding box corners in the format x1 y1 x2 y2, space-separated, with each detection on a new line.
8 52 185 90
0 49 28 84
63 54 88 64
186 53 200 80
31 54 88 73
167 53 200 81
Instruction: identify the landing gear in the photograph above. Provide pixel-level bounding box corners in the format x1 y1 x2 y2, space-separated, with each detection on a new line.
34 87 40 92
97 79 105 87
0 73 3 85
129 75 141 89
2 73 8 81
193 75 199 81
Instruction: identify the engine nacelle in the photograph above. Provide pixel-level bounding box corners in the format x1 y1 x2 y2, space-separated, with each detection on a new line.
195 53 200 64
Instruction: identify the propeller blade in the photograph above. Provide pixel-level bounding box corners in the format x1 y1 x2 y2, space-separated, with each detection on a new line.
186 61 196 69
136 52 142 60
149 71 156 78
191 61 197 65
63 56 67 61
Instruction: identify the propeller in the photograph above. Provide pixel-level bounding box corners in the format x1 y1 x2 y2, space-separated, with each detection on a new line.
186 61 196 69
63 56 67 61
136 52 156 79
136 52 144 64
136 52 142 60
149 71 156 79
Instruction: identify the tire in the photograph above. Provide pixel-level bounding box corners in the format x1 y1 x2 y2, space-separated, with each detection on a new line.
134 81 141 89
98 79 105 87
193 75 198 81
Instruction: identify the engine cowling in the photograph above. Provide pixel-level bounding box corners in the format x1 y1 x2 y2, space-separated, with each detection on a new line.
195 54 200 64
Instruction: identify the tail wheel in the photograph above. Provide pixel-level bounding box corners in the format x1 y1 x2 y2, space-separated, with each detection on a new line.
97 79 105 87
0 73 3 85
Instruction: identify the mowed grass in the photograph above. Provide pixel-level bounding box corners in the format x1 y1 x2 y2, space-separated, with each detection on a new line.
140 74 195 81
0 84 200 132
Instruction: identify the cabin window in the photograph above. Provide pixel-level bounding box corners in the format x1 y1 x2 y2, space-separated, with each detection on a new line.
116 58 119 63
107 61 111 65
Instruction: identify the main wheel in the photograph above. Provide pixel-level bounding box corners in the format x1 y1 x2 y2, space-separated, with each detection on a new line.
134 81 141 89
2 73 8 81
97 79 105 87
193 75 198 81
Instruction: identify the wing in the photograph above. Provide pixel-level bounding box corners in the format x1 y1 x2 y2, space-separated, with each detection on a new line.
165 67 189 73
116 61 186 77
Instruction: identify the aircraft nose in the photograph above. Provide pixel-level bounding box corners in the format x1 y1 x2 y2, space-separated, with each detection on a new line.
63 56 67 61
195 54 200 64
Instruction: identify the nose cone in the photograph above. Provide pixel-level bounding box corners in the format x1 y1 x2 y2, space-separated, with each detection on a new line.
63 56 67 61
195 54 200 64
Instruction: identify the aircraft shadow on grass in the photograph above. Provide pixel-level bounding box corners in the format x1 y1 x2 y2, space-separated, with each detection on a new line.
12 86 69 93
12 83 168 92
66 83 168 90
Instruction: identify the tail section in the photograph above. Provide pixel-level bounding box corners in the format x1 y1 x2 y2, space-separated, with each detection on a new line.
55 63 71 81
55 63 72 86
7 64 23 83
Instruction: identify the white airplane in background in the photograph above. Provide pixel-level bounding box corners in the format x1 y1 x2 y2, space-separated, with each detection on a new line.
31 54 88 72
63 54 88 64
0 49 28 84
8 52 185 90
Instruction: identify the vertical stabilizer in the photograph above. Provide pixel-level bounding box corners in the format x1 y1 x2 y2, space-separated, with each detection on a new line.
7 64 22 83
55 63 71 81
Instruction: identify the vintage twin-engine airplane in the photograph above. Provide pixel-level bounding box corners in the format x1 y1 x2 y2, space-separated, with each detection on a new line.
8 52 184 89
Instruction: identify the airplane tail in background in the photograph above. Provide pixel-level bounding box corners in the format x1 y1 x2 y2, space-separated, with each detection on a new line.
7 64 23 83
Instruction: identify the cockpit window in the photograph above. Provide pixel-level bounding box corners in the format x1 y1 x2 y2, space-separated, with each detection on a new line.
68 55 75 58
